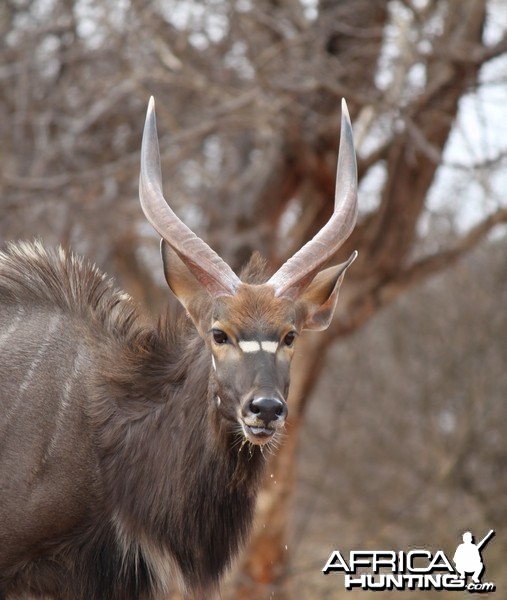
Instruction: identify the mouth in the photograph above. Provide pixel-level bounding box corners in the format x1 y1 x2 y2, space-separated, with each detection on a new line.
241 422 276 445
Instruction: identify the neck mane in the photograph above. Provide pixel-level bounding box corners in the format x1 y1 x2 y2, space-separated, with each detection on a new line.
91 312 266 595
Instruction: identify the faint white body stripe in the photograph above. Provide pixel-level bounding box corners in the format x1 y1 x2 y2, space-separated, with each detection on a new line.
45 346 83 461
5 314 60 424
0 306 25 350
19 315 60 393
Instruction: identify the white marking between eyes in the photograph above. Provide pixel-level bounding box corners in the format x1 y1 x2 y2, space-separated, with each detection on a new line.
238 340 262 353
260 341 278 353
238 340 278 353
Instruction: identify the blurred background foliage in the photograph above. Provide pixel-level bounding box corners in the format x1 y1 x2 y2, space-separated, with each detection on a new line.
1 0 506 598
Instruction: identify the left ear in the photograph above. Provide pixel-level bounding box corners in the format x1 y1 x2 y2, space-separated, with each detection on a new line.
160 240 214 336
299 251 357 331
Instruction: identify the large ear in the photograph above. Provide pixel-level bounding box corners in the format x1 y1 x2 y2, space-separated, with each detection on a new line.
300 251 357 331
160 240 212 331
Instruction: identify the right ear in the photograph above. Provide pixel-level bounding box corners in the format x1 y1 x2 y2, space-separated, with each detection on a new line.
298 251 357 331
161 240 212 332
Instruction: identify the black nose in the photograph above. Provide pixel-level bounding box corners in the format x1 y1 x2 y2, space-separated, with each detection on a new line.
249 397 287 424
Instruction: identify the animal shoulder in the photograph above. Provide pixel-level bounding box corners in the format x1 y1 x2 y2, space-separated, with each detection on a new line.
0 241 144 342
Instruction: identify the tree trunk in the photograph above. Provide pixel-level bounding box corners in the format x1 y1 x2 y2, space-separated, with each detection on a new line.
231 2 488 597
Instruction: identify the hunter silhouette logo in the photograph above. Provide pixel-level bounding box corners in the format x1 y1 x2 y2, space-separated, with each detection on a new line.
322 529 496 593
453 530 495 584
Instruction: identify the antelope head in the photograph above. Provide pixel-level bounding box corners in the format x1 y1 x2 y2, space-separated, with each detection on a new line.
140 98 358 446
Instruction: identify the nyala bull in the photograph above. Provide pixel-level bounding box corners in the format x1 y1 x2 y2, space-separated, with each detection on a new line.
0 98 358 599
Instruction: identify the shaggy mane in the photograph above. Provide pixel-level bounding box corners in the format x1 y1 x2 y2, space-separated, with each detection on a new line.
239 251 270 285
0 241 148 344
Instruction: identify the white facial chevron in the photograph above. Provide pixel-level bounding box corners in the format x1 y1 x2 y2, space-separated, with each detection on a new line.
260 341 278 353
238 340 278 354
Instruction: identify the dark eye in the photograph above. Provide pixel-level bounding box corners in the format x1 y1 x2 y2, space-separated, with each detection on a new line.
212 329 229 345
283 331 297 347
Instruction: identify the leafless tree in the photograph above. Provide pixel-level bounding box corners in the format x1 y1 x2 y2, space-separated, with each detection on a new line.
292 239 507 598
